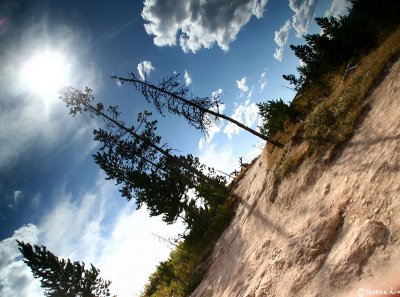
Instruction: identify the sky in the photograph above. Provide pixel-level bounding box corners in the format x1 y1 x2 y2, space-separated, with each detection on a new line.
0 0 350 296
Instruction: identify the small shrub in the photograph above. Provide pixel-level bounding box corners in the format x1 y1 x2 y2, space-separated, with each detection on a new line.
257 99 296 139
275 141 310 177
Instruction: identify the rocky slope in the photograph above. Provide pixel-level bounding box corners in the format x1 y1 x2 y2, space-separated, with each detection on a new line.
192 59 400 297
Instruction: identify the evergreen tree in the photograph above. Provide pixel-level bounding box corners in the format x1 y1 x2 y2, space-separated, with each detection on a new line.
283 0 400 91
17 241 114 297
112 73 284 148
257 99 296 138
59 86 227 227
282 74 305 91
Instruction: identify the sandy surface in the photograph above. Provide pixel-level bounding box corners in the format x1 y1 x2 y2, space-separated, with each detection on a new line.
192 58 400 297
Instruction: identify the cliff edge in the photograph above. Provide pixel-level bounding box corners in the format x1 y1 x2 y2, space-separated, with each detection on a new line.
192 58 400 297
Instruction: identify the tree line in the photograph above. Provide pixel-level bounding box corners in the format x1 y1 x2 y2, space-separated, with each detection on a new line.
258 0 400 140
283 0 400 91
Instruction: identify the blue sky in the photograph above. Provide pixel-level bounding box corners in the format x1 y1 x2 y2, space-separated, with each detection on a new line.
0 0 350 296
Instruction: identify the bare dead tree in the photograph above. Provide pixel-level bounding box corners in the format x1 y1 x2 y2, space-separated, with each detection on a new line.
111 73 284 148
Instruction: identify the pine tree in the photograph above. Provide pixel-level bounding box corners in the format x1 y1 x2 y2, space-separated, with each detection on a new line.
257 99 296 138
283 0 400 91
112 73 284 148
17 241 114 297
59 86 227 227
282 74 305 91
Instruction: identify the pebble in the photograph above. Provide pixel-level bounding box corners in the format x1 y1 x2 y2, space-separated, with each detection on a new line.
374 207 380 214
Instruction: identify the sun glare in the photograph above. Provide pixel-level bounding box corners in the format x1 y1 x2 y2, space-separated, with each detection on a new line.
20 50 70 101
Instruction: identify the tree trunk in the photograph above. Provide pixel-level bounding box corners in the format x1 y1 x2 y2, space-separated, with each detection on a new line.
85 103 217 184
114 76 284 148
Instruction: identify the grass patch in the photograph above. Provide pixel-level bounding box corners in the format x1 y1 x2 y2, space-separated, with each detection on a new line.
265 25 400 178
275 140 310 178
268 122 309 178
265 122 298 167
304 26 400 152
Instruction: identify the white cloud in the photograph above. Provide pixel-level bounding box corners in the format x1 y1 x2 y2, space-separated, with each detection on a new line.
259 70 267 90
324 0 350 18
274 47 284 62
1 174 185 297
289 0 318 37
236 77 249 93
244 144 264 165
223 99 259 139
0 96 92 171
141 0 269 53
0 224 42 297
273 19 292 61
30 193 41 210
137 60 155 81
13 190 22 201
199 89 225 150
211 88 223 99
71 119 100 157
39 188 107 261
247 86 254 99
198 143 236 175
184 70 192 86
8 190 23 210
198 138 207 151
198 139 264 181
198 106 226 150
98 207 183 296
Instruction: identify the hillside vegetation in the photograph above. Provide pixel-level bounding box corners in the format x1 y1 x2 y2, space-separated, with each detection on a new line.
141 1 400 296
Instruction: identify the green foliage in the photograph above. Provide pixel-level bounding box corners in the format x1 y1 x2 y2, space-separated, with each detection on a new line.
257 99 296 138
282 74 305 91
59 87 228 229
112 72 223 135
304 26 400 151
60 75 233 297
266 1 400 180
276 0 400 157
141 194 236 297
283 0 400 91
17 241 114 297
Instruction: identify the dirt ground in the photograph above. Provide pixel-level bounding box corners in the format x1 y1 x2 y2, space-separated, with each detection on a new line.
192 58 400 297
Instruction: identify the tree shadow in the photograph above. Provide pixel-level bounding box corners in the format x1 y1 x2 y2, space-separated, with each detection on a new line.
233 193 291 239
330 133 399 173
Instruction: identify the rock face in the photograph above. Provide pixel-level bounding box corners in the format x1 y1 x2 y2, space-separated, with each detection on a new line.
326 220 389 285
192 59 400 297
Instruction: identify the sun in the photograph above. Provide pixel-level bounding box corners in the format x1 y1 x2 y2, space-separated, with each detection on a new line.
20 49 70 102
